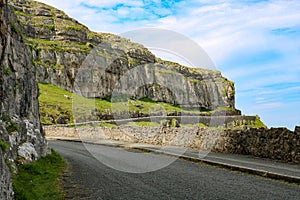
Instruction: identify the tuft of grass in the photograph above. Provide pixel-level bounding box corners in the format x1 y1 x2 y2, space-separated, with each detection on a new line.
100 122 117 127
4 65 11 75
5 158 14 173
189 79 198 84
25 37 90 53
68 122 117 128
13 149 66 200
0 140 9 152
198 123 208 128
1 115 19 134
66 26 82 31
125 121 161 127
9 20 22 35
253 117 267 128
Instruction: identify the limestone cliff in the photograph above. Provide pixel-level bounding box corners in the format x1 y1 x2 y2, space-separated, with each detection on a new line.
0 0 47 198
9 0 236 111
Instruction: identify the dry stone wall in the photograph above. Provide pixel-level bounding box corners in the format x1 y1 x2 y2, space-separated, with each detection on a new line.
45 126 300 163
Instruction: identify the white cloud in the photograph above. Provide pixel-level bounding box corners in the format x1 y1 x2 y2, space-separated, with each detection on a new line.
79 0 143 8
255 97 265 103
254 102 283 110
165 1 300 65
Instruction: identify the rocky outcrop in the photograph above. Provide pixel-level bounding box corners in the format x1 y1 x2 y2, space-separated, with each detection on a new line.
9 0 236 110
0 0 48 198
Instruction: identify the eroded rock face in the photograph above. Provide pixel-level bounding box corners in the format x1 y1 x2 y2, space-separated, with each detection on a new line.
10 0 235 110
0 1 48 198
0 148 13 200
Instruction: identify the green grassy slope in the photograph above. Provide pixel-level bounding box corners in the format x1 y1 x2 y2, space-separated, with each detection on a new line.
38 83 265 128
38 83 213 125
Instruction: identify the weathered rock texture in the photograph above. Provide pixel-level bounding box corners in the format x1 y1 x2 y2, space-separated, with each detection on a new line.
0 0 48 198
10 0 235 110
0 147 13 199
45 126 300 163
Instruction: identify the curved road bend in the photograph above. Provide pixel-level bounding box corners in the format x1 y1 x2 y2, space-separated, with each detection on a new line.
49 140 300 200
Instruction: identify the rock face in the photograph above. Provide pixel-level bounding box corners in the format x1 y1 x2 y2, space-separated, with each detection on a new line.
0 0 48 198
10 0 236 110
0 147 13 199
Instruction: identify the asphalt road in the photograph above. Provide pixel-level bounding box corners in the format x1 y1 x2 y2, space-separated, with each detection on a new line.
49 140 300 200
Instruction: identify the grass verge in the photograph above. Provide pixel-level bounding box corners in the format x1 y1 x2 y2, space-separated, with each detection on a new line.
13 149 66 200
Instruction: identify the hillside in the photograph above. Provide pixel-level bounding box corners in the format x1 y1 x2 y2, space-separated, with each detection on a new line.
8 0 237 122
38 83 240 124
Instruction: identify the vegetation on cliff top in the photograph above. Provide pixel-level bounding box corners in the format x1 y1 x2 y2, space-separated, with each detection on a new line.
10 0 100 61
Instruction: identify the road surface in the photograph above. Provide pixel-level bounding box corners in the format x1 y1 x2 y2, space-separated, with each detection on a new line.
49 140 300 200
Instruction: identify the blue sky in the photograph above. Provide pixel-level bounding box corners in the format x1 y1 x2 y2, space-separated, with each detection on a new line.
37 0 300 130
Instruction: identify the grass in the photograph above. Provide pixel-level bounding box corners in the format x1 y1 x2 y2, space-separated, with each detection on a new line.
38 83 75 124
4 65 11 75
68 122 117 128
9 20 22 35
180 122 208 128
66 26 83 31
124 122 161 127
100 122 118 127
253 117 267 128
198 123 208 127
13 149 66 200
189 79 199 84
26 38 91 53
11 1 94 57
0 140 9 152
38 83 206 125
38 84 264 129
226 118 266 130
